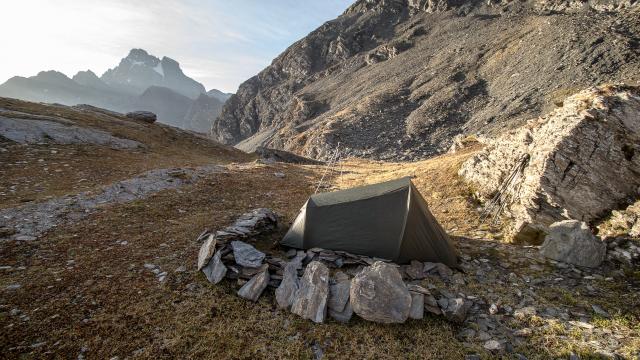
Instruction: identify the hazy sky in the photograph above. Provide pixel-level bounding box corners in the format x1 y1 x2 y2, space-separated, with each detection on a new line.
1 0 353 93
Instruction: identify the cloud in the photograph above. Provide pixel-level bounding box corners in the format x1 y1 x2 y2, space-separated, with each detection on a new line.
0 0 353 93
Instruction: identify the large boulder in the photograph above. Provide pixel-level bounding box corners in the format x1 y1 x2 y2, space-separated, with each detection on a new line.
540 220 606 268
291 261 330 323
350 261 411 324
460 85 640 243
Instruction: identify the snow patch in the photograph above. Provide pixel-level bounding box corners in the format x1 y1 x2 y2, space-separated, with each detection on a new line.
153 63 164 77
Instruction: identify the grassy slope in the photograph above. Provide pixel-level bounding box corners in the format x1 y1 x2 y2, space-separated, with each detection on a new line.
0 97 251 209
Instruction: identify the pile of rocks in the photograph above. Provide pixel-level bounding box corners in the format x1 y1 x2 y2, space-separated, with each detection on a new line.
197 209 471 325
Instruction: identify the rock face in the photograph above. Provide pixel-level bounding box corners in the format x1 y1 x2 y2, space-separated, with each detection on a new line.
231 241 265 268
183 94 224 133
350 261 411 324
126 111 157 124
540 220 606 268
460 85 640 243
213 0 639 161
101 49 205 99
291 261 330 323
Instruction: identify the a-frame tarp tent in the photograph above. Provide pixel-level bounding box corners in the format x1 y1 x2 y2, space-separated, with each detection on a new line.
281 177 457 266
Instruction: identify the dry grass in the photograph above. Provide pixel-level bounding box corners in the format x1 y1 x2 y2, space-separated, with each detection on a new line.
0 162 465 359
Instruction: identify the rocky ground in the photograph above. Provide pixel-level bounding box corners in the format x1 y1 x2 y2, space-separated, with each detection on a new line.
0 99 638 359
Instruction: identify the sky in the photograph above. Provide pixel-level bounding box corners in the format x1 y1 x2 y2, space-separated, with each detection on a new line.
0 0 353 93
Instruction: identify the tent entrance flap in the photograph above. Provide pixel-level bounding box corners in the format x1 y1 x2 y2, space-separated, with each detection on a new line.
280 177 457 266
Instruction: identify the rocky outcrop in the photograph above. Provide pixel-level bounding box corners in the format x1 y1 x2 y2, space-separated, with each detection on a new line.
126 111 157 124
540 220 606 268
350 261 411 323
213 0 639 161
255 147 324 165
460 85 640 243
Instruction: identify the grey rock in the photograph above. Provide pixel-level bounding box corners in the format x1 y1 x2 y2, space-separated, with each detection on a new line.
0 166 222 241
442 298 470 323
291 261 330 323
489 303 499 315
405 260 425 280
591 304 610 318
350 261 411 324
231 241 265 268
202 250 227 284
540 220 606 268
484 340 503 351
0 116 142 149
126 111 157 123
328 272 350 313
237 265 269 301
513 306 537 319
329 300 354 323
435 263 453 278
408 291 424 320
197 234 216 270
275 261 300 310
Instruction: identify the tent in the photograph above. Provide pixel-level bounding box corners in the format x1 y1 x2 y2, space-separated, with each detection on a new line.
281 177 458 266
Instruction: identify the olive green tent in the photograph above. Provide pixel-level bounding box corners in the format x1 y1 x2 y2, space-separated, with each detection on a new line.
281 177 457 266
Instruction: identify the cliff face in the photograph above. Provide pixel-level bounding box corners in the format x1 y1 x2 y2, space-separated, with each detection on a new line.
213 0 639 160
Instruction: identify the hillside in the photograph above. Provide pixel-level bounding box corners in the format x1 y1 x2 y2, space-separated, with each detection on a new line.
213 0 640 160
0 49 229 133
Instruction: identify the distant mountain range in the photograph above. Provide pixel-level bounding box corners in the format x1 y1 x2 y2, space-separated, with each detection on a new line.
0 49 233 132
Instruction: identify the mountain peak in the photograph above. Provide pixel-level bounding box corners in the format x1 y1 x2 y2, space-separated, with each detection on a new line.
100 49 205 99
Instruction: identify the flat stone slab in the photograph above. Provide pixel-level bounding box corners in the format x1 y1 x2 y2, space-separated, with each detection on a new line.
291 261 329 323
197 234 216 270
328 271 351 313
237 265 270 302
275 260 300 310
231 241 265 268
202 250 227 284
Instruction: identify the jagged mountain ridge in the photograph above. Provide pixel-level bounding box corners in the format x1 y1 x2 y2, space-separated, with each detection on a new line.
0 50 229 133
101 49 206 99
213 0 640 160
